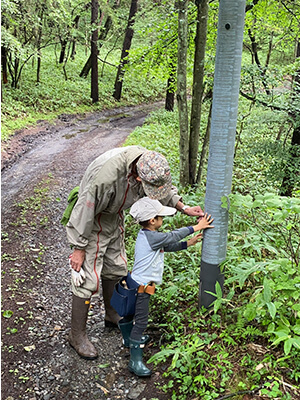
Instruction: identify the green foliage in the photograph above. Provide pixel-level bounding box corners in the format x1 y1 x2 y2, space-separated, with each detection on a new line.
2 0 300 397
123 103 300 398
223 193 300 356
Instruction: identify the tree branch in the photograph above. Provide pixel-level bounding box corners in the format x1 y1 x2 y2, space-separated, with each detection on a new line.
239 90 287 112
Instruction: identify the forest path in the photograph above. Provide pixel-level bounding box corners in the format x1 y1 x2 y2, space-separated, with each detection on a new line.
2 102 163 209
1 101 170 400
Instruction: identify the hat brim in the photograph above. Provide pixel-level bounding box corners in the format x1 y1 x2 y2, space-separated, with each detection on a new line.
140 175 172 200
157 205 177 217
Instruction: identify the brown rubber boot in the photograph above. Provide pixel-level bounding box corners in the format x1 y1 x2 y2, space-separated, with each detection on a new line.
69 294 98 360
102 278 121 328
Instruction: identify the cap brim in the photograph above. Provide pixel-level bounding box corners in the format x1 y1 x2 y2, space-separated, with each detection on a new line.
141 175 172 200
157 205 177 217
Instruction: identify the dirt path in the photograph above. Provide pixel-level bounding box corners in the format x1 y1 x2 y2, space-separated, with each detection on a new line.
1 102 170 400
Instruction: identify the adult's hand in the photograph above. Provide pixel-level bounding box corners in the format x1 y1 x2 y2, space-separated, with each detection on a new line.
70 249 86 272
184 206 204 218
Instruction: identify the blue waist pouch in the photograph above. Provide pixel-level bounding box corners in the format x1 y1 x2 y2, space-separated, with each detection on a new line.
110 272 139 317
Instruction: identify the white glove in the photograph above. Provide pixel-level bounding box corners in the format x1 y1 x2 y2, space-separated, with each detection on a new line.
69 258 86 287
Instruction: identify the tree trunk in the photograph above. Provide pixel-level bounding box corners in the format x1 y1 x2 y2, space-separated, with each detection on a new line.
279 126 300 197
280 40 300 197
189 0 209 184
165 58 176 111
2 47 8 84
199 0 246 309
37 54 41 83
79 15 113 78
71 15 80 59
248 28 271 95
36 16 43 83
59 40 67 64
113 0 138 101
177 0 189 186
12 57 20 88
91 0 99 103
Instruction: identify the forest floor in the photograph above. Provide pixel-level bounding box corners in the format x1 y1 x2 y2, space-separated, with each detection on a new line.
1 101 174 400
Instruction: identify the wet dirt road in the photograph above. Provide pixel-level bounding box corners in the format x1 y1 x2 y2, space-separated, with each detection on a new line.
1 101 169 400
2 102 163 211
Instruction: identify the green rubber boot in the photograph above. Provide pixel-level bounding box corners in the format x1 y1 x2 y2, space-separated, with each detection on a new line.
128 339 152 377
118 320 150 348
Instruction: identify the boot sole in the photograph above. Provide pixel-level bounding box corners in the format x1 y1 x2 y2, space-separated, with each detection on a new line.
69 342 98 360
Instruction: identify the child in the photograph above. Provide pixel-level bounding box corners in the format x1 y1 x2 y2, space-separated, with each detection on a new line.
119 197 214 377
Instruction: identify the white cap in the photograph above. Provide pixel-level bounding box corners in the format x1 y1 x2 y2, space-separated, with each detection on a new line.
130 197 176 223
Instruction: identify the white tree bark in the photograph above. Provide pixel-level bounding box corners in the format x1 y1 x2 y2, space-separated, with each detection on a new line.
199 0 246 308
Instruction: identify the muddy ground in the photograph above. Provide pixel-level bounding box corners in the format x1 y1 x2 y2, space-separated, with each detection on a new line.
1 102 172 400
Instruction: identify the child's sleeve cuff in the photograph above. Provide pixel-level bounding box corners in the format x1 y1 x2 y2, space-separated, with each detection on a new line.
188 226 194 234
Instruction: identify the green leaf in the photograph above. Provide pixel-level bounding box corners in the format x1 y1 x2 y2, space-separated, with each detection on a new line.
253 199 263 208
263 278 272 303
292 324 300 335
292 337 300 350
281 316 290 327
244 303 257 321
266 302 276 319
2 310 13 318
284 338 293 355
272 334 290 346
215 281 223 298
98 363 110 368
267 322 275 333
265 198 282 208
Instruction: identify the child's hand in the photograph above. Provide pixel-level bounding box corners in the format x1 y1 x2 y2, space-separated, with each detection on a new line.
187 233 202 247
193 213 214 232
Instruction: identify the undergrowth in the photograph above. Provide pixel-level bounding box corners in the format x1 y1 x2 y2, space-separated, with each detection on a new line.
124 106 300 400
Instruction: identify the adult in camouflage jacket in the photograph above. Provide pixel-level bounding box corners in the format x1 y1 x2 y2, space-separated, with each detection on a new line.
66 145 204 359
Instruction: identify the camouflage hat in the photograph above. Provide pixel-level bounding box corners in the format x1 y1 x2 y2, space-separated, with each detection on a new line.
137 151 172 200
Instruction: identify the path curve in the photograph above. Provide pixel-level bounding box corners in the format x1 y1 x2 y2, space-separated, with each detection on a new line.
1 102 170 400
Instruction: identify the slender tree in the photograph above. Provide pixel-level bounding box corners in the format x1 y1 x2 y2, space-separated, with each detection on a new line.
80 15 113 78
165 56 177 111
113 0 138 101
177 0 190 185
189 0 209 185
91 0 99 103
199 0 246 309
1 47 8 84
